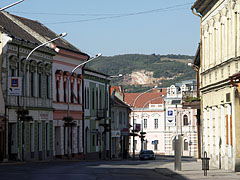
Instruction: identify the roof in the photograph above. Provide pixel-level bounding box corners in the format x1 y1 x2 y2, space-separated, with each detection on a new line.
83 67 110 77
0 11 89 58
193 43 200 67
0 12 41 44
10 13 88 56
191 0 218 15
124 88 167 108
111 95 131 110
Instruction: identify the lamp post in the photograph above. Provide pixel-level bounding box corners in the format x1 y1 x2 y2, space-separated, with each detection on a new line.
23 32 67 109
0 0 24 11
21 32 67 161
66 53 101 159
132 85 157 160
140 95 165 151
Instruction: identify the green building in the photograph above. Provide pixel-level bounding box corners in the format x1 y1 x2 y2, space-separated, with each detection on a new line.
83 68 111 160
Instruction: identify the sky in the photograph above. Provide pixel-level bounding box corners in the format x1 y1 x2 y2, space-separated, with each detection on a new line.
1 0 200 57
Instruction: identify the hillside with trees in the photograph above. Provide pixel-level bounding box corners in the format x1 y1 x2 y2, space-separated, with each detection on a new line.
86 54 195 92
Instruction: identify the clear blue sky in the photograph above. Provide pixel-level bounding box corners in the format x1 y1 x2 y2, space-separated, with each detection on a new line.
2 0 200 57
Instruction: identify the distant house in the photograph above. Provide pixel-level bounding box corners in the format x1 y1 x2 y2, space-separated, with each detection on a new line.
110 86 131 159
164 80 198 157
124 81 198 157
83 68 111 160
124 88 167 155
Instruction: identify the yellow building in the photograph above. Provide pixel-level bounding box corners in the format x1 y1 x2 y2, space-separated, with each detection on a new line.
192 0 240 171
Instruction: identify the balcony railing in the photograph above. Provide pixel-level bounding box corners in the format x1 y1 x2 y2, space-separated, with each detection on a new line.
182 90 200 109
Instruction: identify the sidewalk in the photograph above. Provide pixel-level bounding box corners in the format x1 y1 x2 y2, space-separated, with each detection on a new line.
155 159 240 180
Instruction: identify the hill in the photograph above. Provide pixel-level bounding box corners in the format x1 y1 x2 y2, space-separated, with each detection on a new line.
86 54 195 92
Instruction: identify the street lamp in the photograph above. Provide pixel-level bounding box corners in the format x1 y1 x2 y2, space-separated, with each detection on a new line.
66 53 102 159
0 0 24 11
23 32 67 109
132 85 157 160
21 32 67 161
140 95 165 151
67 53 102 117
188 63 199 71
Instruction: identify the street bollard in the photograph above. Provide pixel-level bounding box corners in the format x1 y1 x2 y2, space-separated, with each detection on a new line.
201 151 210 176
174 135 182 171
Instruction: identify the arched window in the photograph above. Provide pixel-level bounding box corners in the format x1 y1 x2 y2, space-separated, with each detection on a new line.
172 139 175 150
183 115 188 126
184 139 188 151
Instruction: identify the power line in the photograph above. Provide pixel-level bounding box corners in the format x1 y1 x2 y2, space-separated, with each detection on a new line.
10 2 194 25
9 2 194 18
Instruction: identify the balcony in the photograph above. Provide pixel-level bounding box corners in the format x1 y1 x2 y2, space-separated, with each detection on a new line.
182 91 200 109
96 109 105 120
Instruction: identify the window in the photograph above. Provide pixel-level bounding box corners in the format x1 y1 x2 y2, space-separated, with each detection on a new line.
87 88 90 109
123 112 126 124
184 139 188 151
63 81 67 102
96 89 98 109
11 68 15 77
77 83 80 104
134 140 137 150
183 115 188 126
92 88 95 110
92 134 95 146
46 75 50 99
56 80 59 102
71 81 74 103
119 112 122 124
172 140 175 150
99 90 102 109
30 72 35 97
84 87 87 108
144 119 147 129
154 119 158 129
38 73 42 98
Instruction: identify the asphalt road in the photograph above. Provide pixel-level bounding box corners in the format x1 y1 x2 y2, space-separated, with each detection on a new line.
0 156 189 180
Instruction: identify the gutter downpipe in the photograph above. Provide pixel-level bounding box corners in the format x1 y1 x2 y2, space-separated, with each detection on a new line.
191 7 202 160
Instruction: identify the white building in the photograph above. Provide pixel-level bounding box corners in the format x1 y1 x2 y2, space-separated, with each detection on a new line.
125 80 198 157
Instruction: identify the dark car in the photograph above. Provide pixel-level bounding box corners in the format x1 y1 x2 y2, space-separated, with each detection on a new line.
139 150 155 160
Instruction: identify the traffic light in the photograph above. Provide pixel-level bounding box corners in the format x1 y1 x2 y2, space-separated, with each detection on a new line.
140 132 146 141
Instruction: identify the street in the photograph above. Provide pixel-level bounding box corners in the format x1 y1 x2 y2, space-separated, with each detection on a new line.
0 156 239 180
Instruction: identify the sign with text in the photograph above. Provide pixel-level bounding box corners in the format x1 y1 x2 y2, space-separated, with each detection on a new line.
166 109 175 126
8 77 22 96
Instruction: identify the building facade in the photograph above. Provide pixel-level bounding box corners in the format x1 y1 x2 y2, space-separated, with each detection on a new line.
110 86 131 159
125 88 166 155
125 81 198 157
192 0 240 171
0 12 56 161
164 80 198 157
83 68 111 160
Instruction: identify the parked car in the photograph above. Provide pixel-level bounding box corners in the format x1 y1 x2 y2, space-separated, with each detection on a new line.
139 150 155 160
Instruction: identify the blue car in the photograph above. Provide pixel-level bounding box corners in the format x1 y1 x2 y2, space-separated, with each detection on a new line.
139 150 156 160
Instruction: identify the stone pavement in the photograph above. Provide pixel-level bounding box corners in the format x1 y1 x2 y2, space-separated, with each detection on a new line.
155 158 240 180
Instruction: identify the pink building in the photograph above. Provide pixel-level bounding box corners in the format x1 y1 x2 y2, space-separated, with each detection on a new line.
125 80 198 157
